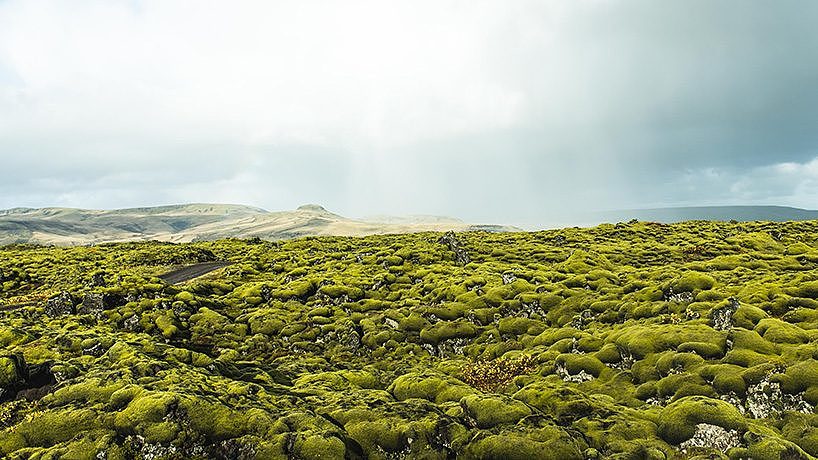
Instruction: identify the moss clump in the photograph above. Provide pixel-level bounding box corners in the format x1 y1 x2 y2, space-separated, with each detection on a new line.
389 371 476 404
294 434 347 459
0 409 100 454
677 341 723 359
775 360 818 395
114 392 179 443
0 356 22 388
463 432 584 460
419 320 478 345
671 272 716 293
732 304 768 329
460 394 532 428
744 437 812 460
555 354 607 378
790 280 818 299
658 396 747 444
755 318 809 344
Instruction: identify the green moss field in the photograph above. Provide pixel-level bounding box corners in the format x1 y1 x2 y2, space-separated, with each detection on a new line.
2 220 818 459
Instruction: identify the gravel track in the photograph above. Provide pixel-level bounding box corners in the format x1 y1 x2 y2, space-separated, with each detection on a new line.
157 261 231 284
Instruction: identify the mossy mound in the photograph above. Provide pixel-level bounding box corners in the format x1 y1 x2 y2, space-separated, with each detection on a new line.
659 396 747 444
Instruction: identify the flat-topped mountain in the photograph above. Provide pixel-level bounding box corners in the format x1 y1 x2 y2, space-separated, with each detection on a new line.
0 203 519 246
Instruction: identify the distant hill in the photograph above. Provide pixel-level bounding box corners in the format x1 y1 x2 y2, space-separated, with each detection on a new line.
590 205 818 224
0 203 519 245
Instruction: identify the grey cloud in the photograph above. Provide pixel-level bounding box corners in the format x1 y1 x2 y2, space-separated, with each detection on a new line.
0 0 817 225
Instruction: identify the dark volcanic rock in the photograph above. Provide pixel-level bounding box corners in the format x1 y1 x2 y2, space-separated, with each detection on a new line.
44 291 75 317
438 231 470 265
0 355 56 402
89 271 107 287
0 355 26 401
102 292 126 310
77 293 105 319
712 297 739 331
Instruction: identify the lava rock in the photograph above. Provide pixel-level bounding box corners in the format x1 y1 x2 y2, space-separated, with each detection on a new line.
679 423 742 454
438 231 470 265
77 293 105 319
44 291 75 317
0 355 26 401
0 355 55 402
712 297 739 331
89 272 107 287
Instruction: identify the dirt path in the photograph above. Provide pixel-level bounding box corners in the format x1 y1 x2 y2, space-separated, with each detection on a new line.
158 262 231 284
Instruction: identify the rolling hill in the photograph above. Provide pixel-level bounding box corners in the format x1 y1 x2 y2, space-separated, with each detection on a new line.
0 203 519 246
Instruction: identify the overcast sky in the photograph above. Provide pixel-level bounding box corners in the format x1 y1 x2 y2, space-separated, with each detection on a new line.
1 1 817 225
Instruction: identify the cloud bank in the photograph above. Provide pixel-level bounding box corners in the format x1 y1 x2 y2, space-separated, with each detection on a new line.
1 0 817 225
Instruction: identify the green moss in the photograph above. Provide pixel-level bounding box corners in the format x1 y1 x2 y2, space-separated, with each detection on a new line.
154 314 178 338
677 341 724 359
776 360 818 395
556 354 606 378
43 379 124 407
594 344 622 364
498 317 541 336
698 364 747 395
724 348 780 368
671 272 716 293
732 305 768 329
460 394 531 428
389 371 476 404
0 356 21 387
420 320 478 345
610 324 724 359
655 373 707 398
790 280 818 299
4 220 818 457
345 418 405 454
731 329 778 355
755 318 809 344
295 434 347 460
658 396 747 444
0 409 100 453
398 313 429 332
174 291 195 303
463 432 583 460
180 399 269 441
114 392 178 442
745 437 811 460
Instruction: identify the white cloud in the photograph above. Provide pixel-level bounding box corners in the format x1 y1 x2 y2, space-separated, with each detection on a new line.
0 1 817 221
0 0 527 151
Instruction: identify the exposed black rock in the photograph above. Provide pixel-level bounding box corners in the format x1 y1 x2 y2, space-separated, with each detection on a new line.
438 231 470 265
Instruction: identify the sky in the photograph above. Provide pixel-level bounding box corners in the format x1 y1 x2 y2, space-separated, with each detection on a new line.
1 0 817 226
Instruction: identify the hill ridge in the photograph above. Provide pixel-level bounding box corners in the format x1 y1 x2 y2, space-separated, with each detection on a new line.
0 203 518 245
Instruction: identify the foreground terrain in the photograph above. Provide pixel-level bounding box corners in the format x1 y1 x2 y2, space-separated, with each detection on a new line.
1 221 818 458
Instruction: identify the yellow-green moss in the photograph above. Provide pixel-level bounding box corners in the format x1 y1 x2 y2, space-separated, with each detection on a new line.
658 396 747 444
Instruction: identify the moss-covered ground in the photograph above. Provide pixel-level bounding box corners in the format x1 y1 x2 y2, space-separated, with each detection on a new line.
1 220 818 458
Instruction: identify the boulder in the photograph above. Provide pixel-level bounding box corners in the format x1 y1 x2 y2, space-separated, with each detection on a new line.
77 293 105 319
44 291 75 317
438 231 470 265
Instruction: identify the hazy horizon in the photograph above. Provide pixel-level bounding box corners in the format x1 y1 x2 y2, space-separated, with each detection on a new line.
2 1 818 227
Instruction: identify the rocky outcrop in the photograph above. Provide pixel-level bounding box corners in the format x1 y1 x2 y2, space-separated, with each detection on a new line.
438 231 470 265
679 423 742 454
712 297 739 331
77 293 105 319
0 355 55 402
44 291 74 317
